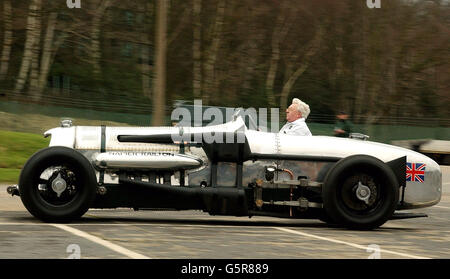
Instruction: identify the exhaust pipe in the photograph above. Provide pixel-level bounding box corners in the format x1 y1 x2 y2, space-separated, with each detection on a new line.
94 152 203 170
119 177 248 216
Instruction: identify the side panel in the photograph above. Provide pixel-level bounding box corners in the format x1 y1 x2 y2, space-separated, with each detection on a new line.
401 168 442 209
188 159 334 187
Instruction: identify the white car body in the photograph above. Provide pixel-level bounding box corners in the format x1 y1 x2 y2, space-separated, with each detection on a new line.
44 116 441 210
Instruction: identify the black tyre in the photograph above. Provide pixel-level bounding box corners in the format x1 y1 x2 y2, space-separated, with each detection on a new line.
19 146 97 222
318 211 337 225
322 155 399 230
317 163 336 225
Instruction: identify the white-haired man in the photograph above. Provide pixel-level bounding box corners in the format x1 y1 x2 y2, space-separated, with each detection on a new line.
279 98 312 136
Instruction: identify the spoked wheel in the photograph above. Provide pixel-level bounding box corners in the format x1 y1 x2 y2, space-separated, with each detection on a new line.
339 173 384 216
38 166 80 206
19 147 97 222
322 155 399 230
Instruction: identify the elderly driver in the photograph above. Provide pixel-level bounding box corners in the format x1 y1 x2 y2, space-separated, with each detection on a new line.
279 98 312 136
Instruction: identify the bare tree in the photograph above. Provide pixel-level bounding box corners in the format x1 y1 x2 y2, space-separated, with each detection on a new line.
27 7 68 100
28 3 43 98
152 0 168 126
141 1 153 99
15 0 42 93
90 0 113 78
192 0 202 99
265 1 295 107
240 4 259 96
202 0 226 105
0 0 12 81
34 12 65 97
278 24 324 110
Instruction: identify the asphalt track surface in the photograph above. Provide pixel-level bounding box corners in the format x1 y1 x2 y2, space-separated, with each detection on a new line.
0 166 449 259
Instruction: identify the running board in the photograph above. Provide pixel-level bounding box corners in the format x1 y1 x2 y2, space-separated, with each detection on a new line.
390 212 428 220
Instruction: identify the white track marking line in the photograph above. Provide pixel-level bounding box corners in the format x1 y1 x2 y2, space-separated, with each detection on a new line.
274 227 429 259
0 222 38 225
50 224 150 259
429 216 450 221
433 205 450 209
0 221 439 259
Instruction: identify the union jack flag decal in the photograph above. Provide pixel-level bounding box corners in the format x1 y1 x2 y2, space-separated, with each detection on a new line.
406 163 426 183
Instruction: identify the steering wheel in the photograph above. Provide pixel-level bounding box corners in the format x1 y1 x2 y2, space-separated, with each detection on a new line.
232 108 258 130
232 109 242 121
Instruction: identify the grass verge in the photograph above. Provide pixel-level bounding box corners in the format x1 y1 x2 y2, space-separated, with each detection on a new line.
0 130 49 183
0 168 21 184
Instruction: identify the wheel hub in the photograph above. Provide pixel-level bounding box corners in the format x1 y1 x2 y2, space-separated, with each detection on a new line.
51 173 67 198
355 181 371 205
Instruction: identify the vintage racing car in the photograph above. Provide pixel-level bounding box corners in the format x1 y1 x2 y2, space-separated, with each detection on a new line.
7 112 442 230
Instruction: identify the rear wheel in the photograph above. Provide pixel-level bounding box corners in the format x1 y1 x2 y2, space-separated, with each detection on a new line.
322 155 399 230
19 146 97 222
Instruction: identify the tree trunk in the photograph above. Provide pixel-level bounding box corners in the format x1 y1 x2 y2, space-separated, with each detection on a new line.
241 5 258 96
202 0 226 105
15 0 41 93
152 0 168 126
168 7 190 46
265 2 292 107
353 12 368 123
91 0 112 79
279 25 323 110
279 64 308 111
28 1 42 99
36 12 58 96
141 44 151 98
192 0 202 99
332 15 344 109
141 2 153 99
0 0 12 81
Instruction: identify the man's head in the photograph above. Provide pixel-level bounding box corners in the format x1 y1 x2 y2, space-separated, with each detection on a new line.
336 111 349 120
286 98 310 122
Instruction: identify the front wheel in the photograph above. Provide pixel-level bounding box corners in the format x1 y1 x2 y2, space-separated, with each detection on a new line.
322 155 399 230
19 146 97 222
